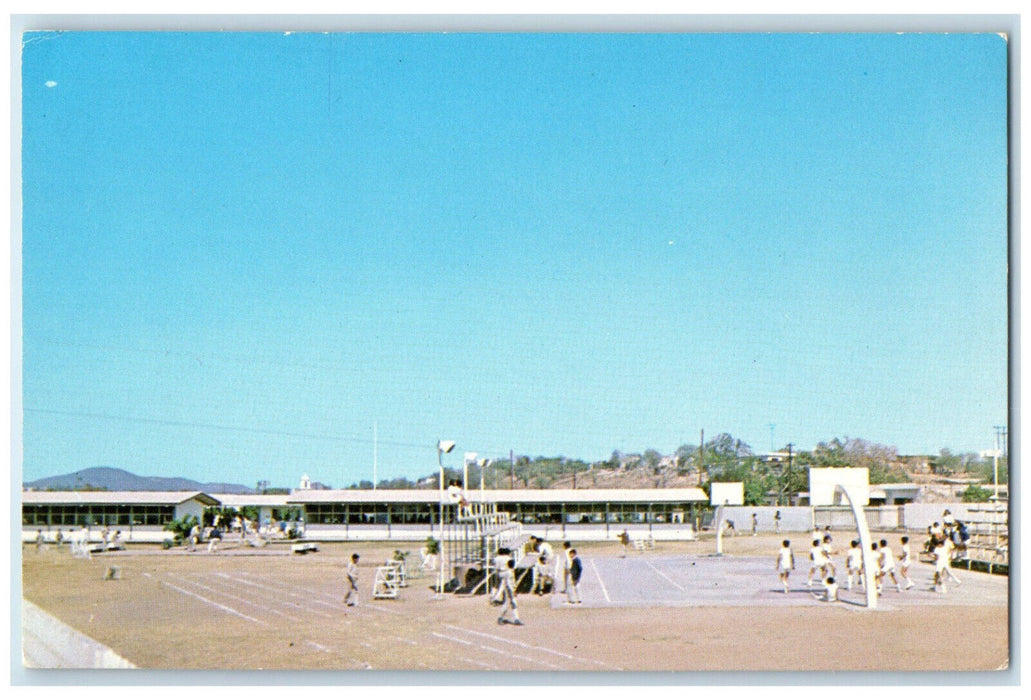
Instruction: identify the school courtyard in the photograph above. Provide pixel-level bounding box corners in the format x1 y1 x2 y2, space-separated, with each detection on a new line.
20 532 1009 675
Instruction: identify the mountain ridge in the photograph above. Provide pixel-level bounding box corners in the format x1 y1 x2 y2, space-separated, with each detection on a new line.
23 466 255 494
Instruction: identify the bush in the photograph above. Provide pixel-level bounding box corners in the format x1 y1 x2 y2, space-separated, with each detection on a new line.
164 515 199 541
961 484 993 503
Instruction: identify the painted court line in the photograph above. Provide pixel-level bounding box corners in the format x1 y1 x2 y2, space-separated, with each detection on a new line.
430 632 537 671
644 560 686 592
223 572 339 613
590 558 612 603
174 574 306 623
160 581 267 625
444 623 618 671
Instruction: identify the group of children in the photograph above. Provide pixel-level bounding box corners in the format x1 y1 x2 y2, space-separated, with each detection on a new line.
493 539 585 625
777 527 960 601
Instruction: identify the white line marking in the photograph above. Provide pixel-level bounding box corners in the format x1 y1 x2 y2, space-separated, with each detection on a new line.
460 656 499 670
160 581 267 625
443 624 617 670
431 632 558 670
173 575 306 623
591 558 612 603
645 560 686 592
218 573 338 614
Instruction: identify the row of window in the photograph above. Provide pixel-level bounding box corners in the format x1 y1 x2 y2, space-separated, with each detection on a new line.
302 502 701 525
22 505 176 527
23 502 704 528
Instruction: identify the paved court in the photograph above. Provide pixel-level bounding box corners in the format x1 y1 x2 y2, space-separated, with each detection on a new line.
21 542 1010 671
550 554 1009 610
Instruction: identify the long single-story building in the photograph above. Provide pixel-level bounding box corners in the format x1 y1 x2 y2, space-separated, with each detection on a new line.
21 487 709 543
21 491 220 543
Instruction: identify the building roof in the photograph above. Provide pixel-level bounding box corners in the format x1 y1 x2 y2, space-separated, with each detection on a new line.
286 488 709 505
211 494 292 508
21 491 221 506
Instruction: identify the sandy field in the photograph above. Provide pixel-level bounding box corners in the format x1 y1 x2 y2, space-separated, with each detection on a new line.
20 532 1009 673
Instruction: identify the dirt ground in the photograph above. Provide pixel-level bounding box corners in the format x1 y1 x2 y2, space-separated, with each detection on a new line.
20 532 1010 673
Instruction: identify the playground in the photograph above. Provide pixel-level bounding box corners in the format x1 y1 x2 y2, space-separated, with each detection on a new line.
21 531 1009 673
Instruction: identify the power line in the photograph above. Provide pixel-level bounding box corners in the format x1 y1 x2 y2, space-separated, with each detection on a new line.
24 407 432 452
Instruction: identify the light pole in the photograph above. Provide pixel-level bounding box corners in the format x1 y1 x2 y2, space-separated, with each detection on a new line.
992 426 1007 500
436 440 455 594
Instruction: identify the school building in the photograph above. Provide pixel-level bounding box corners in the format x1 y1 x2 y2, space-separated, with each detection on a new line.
21 488 709 543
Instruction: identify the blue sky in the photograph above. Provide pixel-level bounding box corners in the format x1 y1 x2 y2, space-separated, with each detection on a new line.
19 31 1008 488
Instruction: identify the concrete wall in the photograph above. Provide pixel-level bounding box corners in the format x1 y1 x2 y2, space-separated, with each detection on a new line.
901 503 984 530
719 506 812 533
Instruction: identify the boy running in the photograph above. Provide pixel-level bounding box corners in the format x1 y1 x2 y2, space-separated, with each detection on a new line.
846 539 864 591
497 558 524 625
871 541 883 594
899 536 914 589
821 535 837 579
879 539 902 592
776 540 794 593
807 539 827 587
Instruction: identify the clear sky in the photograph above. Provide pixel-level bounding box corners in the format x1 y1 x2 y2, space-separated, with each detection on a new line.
19 31 1009 489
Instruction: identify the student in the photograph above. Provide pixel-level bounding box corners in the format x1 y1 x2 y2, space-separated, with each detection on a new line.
560 541 573 593
879 539 902 592
776 540 794 593
619 530 630 557
533 555 550 595
899 536 914 590
751 513 758 536
566 549 583 604
35 529 46 552
846 539 864 591
812 576 839 602
807 539 827 587
497 558 523 625
207 526 223 553
54 529 64 550
932 538 949 593
821 535 837 579
538 538 555 590
345 553 360 607
941 535 963 585
774 510 782 533
871 541 883 594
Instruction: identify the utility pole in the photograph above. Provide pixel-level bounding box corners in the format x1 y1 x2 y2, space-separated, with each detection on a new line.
699 428 704 482
510 449 515 489
993 426 1007 500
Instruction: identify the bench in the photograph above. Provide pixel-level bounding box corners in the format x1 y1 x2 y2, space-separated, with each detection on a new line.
632 537 655 552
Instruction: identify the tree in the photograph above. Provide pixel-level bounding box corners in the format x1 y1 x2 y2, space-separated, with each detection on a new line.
961 483 993 503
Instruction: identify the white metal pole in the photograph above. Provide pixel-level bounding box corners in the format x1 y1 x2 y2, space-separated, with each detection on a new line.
438 447 444 594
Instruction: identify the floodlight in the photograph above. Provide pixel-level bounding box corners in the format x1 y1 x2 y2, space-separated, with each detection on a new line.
438 440 456 454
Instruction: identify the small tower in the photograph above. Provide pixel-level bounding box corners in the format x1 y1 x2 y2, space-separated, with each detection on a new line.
299 474 311 490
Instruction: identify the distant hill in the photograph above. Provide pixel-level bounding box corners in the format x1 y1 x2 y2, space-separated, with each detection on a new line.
23 467 254 494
